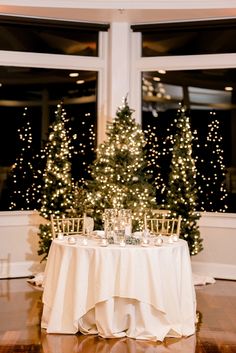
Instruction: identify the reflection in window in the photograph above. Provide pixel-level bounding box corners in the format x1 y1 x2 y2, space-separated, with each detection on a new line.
0 15 109 56
132 19 236 57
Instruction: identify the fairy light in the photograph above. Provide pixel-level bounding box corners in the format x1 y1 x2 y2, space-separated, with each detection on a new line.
196 111 228 212
9 107 34 211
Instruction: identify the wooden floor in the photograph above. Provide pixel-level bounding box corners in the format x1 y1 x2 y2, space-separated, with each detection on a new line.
0 278 236 353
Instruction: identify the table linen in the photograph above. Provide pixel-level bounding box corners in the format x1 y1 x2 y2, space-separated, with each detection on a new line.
41 236 196 341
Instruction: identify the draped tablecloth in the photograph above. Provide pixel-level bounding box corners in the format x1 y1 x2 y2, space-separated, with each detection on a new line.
41 237 196 341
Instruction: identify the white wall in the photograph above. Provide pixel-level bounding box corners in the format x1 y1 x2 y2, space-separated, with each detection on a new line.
0 210 236 279
191 212 236 280
0 211 46 278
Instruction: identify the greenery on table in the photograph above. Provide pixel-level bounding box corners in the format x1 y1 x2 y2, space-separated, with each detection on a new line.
85 97 156 230
166 105 203 255
107 236 141 245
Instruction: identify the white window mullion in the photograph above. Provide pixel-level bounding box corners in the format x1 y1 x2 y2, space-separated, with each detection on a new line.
136 52 236 72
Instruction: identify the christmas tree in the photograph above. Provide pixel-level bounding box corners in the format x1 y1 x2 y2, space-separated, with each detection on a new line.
197 111 228 212
7 107 35 210
28 147 47 211
166 106 203 255
143 111 180 209
38 104 76 260
86 98 156 230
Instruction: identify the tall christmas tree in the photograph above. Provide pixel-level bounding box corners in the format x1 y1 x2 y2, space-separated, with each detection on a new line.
166 106 203 255
197 111 228 212
8 107 35 210
86 98 156 230
38 104 76 260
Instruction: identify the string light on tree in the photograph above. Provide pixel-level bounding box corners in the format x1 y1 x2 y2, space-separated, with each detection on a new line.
197 111 228 212
8 107 34 210
144 123 168 207
73 112 96 186
166 105 203 256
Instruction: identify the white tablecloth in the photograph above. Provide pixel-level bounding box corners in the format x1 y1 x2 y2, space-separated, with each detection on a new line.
41 236 196 341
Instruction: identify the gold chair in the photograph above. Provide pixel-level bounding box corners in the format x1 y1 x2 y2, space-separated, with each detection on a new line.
144 211 182 237
50 214 87 238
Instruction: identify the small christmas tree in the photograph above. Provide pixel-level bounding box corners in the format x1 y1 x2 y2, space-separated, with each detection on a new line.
86 98 156 230
7 107 35 210
38 104 75 260
166 106 203 255
197 111 228 212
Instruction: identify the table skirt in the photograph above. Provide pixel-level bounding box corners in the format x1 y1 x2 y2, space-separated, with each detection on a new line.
42 296 195 341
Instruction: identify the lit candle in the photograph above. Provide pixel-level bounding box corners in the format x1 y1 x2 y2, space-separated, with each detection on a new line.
100 238 108 247
82 237 88 246
68 236 76 244
155 236 163 246
57 232 64 240
119 239 126 247
172 234 179 242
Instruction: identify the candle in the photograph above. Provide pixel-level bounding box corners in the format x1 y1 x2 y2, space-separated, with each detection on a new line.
100 238 108 247
155 236 163 246
68 236 76 244
82 238 88 246
57 233 64 240
173 234 179 242
141 238 149 247
119 240 126 247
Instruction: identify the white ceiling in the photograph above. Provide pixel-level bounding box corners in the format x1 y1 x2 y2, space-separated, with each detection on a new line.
0 4 236 25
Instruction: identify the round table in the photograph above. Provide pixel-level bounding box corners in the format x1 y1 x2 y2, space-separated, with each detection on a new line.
41 236 196 341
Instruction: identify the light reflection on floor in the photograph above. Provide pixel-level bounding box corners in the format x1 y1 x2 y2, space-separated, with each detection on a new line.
1 278 236 353
41 332 196 353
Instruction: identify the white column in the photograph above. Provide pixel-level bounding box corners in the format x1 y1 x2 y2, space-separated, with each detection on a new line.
107 22 132 120
130 31 142 124
97 30 109 144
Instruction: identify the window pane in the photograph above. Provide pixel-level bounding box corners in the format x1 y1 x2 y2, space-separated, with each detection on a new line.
135 19 236 57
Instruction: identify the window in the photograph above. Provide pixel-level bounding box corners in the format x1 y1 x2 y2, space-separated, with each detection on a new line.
131 19 236 212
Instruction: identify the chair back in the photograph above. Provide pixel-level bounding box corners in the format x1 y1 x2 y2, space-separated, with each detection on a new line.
50 214 87 238
144 211 181 237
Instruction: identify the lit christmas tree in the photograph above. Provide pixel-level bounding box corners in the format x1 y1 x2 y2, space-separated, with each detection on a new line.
86 98 156 230
166 106 203 255
142 110 177 209
29 147 47 211
8 107 35 210
197 111 228 212
38 104 76 260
